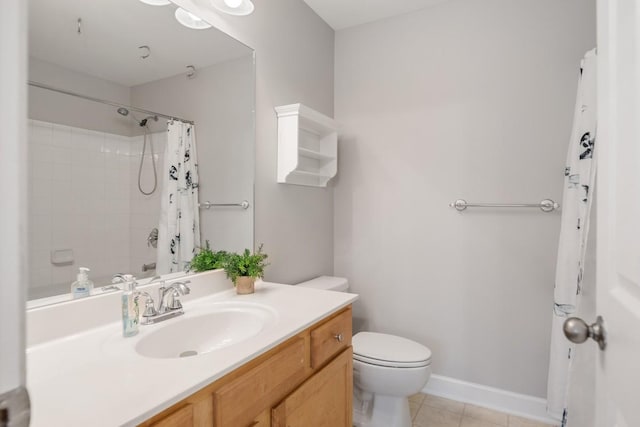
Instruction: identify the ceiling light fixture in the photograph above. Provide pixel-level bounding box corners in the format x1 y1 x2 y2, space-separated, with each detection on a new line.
174 7 213 29
224 0 243 7
210 0 255 16
138 0 171 6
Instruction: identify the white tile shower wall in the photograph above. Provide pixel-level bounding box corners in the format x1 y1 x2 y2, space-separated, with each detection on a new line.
128 131 166 278
28 119 133 298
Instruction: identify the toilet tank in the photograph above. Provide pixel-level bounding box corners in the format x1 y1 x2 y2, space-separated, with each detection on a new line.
295 276 349 292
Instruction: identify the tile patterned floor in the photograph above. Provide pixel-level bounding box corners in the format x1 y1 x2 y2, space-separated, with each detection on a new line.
409 393 559 427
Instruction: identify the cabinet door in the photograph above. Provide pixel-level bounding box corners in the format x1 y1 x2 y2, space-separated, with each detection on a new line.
149 404 194 427
272 347 352 427
213 336 308 426
249 408 271 427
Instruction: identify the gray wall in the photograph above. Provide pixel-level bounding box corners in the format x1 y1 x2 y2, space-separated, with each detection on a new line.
131 55 255 253
333 0 595 397
174 0 336 284
29 58 133 136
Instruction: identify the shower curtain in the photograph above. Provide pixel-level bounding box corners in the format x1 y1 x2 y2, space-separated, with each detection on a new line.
157 121 201 274
547 49 597 424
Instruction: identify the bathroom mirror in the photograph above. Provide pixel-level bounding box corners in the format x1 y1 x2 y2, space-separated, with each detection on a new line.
27 0 255 305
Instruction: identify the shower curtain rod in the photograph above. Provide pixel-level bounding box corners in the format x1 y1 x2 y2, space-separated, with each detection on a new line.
28 80 195 125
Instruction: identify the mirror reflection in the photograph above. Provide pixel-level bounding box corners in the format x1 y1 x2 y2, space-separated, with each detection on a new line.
27 0 255 303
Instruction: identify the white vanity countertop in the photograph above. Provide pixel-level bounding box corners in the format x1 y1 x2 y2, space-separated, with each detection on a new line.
27 282 358 427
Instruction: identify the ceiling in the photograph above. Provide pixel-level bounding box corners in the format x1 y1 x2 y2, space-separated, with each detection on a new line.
302 0 450 30
29 0 251 87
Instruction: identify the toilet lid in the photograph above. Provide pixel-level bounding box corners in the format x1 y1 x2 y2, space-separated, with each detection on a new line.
352 332 432 368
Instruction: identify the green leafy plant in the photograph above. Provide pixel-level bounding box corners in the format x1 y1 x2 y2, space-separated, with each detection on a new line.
224 244 269 284
189 241 229 272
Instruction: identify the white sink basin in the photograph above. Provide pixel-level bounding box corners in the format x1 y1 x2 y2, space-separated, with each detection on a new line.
135 303 277 359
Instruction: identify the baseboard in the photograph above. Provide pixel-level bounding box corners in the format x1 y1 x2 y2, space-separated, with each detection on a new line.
422 374 560 425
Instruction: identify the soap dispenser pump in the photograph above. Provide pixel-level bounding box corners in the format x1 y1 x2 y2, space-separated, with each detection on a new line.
121 274 140 337
71 267 94 299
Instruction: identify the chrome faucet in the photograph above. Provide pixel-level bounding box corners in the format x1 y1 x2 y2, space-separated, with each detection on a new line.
104 273 132 292
158 281 191 314
135 291 158 319
112 273 127 284
137 280 191 325
147 275 163 285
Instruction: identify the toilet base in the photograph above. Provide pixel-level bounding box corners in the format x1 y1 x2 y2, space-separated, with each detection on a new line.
353 392 411 427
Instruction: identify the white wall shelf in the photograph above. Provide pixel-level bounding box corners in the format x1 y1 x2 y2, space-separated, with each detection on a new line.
298 147 334 161
275 103 338 187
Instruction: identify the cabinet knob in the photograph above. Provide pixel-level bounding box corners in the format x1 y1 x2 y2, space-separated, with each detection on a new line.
334 333 344 343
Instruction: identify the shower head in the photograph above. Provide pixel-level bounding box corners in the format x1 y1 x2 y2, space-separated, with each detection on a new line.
117 107 158 127
139 116 159 127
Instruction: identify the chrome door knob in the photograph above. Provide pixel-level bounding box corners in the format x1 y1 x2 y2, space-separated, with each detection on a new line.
563 315 607 350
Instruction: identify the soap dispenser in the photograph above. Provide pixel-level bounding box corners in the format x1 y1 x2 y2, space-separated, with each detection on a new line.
71 267 94 299
121 274 140 337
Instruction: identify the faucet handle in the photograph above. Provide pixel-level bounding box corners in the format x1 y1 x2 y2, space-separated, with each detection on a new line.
157 280 192 313
165 281 191 310
173 280 191 294
171 280 191 295
112 273 127 284
135 291 158 318
166 289 184 310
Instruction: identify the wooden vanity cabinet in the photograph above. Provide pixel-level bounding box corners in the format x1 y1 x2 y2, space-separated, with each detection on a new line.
272 348 352 427
146 404 194 427
140 306 352 427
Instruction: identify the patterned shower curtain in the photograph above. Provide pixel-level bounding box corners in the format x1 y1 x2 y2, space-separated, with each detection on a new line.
546 49 597 424
157 121 201 274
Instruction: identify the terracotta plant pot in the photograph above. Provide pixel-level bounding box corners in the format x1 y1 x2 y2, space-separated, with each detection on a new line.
235 276 256 295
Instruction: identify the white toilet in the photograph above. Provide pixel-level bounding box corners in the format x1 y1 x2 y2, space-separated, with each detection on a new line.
296 276 432 427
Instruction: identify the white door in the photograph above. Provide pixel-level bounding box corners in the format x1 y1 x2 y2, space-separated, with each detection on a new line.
0 0 29 424
595 0 640 425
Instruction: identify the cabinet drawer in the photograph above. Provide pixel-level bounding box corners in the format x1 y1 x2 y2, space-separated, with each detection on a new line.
310 307 352 369
272 347 353 427
213 336 308 426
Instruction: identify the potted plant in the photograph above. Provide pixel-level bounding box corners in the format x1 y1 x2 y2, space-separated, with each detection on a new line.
189 241 229 272
224 245 268 294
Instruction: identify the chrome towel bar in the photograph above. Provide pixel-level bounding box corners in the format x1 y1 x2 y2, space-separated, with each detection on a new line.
199 200 250 210
449 199 559 213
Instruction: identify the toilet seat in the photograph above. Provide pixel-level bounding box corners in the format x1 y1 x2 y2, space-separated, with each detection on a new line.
353 353 430 368
353 332 432 368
